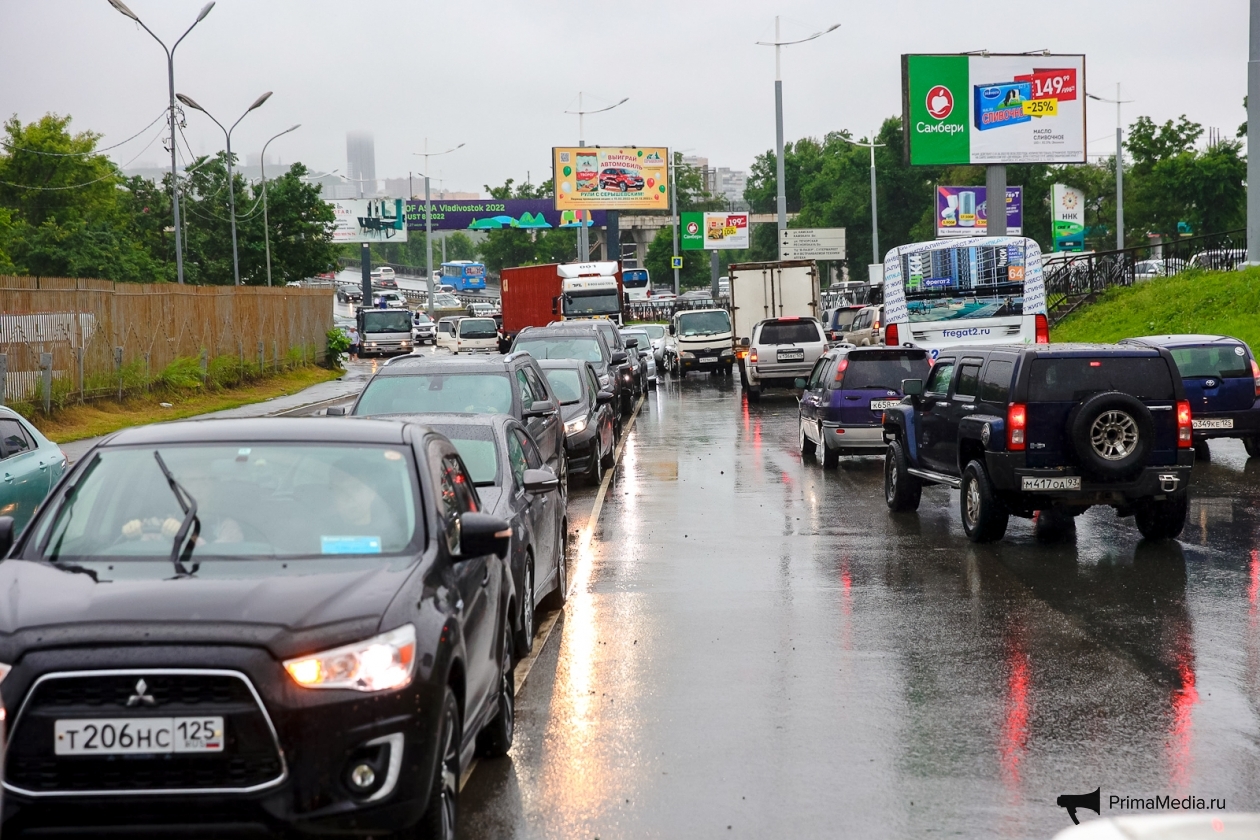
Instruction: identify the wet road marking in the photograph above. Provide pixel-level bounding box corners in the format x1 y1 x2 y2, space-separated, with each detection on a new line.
459 393 646 793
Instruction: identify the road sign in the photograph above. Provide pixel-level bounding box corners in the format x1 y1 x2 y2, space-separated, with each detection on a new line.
671 256 683 269
779 228 846 260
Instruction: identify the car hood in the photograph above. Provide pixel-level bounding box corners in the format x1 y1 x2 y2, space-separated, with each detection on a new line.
559 402 585 423
0 557 419 660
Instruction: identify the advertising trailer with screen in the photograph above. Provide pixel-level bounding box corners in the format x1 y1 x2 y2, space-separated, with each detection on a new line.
553 147 670 210
902 54 1086 166
327 198 408 243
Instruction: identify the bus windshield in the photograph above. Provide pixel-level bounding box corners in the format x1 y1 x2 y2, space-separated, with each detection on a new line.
623 269 649 288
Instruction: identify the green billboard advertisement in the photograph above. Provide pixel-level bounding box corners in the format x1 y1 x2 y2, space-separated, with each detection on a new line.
680 212 704 250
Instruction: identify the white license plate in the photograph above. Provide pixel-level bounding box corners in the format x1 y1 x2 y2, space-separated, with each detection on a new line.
777 349 805 361
1021 476 1082 491
870 399 902 411
55 717 224 755
1192 418 1233 429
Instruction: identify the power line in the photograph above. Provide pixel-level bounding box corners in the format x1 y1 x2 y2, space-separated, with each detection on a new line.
0 110 168 157
0 125 167 191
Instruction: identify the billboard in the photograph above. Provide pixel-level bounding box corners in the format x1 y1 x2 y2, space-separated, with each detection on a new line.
935 186 1023 237
404 199 606 232
327 199 408 243
1051 184 1086 251
903 54 1086 165
681 212 749 250
553 146 670 210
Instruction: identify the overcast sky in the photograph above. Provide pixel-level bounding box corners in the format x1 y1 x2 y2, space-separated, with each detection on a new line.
2 0 1250 195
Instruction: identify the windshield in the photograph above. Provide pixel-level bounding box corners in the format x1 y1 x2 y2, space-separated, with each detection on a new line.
899 241 1030 323
1167 344 1252 379
563 292 621 316
621 331 650 350
842 351 932 390
542 368 584 405
514 337 604 363
35 445 418 563
355 373 513 415
642 324 666 340
678 310 731 337
362 311 412 333
623 270 649 288
413 313 432 325
427 424 499 486
458 318 498 339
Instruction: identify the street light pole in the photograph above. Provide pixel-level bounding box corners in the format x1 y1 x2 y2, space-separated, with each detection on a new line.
259 124 300 287
839 130 886 265
757 18 840 257
413 140 465 318
107 0 214 285
670 149 679 295
565 93 629 261
178 91 273 285
1087 86 1133 251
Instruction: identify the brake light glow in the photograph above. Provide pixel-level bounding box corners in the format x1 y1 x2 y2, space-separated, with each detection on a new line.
884 323 899 345
1007 403 1027 450
833 357 849 387
779 316 800 321
873 319 881 330
1035 313 1049 344
1089 361 1101 367
1177 400 1193 447
749 348 758 364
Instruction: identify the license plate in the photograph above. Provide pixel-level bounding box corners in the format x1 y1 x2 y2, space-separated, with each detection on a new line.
777 349 805 361
870 399 902 411
1192 418 1233 429
55 717 225 755
1021 476 1081 491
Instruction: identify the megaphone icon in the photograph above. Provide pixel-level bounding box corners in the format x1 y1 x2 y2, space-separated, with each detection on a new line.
1056 787 1101 825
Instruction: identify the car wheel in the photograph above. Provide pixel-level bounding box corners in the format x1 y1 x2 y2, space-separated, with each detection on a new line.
479 619 515 757
416 687 460 840
588 444 604 486
1245 436 1260 458
1135 492 1189 540
1193 440 1211 462
822 442 840 469
513 560 535 660
884 440 921 512
601 425 616 469
544 530 568 610
747 388 761 403
799 418 817 460
960 460 1009 543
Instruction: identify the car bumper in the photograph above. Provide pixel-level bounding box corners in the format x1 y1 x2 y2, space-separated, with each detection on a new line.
360 340 412 355
564 426 600 473
748 364 813 387
821 423 886 452
679 350 734 371
985 451 1194 507
1189 407 1260 440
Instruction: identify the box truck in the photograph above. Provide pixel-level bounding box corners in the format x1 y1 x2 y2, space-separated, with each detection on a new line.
728 260 821 383
499 261 623 345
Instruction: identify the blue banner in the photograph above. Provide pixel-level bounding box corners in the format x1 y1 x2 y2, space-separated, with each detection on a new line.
404 199 607 232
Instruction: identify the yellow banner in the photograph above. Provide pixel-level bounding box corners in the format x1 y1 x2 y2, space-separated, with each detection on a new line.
553 147 670 210
1022 98 1058 117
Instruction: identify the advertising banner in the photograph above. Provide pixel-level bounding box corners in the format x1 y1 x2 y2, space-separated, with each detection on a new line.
327 198 408 243
903 54 1086 165
1051 184 1086 251
404 199 605 232
680 212 750 250
935 186 1023 237
553 146 670 210
680 212 704 250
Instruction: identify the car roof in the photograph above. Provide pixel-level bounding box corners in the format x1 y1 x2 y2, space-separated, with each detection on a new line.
376 355 515 376
103 417 410 447
936 343 1170 359
536 358 591 370
1122 334 1246 348
363 411 516 433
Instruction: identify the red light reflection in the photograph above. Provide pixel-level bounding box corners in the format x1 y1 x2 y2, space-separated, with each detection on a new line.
1000 637 1030 790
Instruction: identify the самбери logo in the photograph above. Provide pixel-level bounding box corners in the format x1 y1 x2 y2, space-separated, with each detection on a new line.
926 85 954 120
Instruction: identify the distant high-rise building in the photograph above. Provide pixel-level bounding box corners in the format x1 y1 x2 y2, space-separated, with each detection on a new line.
346 131 377 198
715 167 748 207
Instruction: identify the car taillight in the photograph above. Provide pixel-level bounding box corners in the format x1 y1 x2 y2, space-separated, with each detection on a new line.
1252 359 1260 397
1007 403 1027 450
1035 313 1049 344
749 348 758 364
833 357 849 387
873 318 881 330
884 323 899 345
1177 400 1193 447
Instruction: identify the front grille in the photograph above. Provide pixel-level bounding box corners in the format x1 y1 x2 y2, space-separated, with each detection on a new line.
6 670 286 795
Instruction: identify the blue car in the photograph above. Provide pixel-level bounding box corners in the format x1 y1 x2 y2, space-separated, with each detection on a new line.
1121 334 1260 458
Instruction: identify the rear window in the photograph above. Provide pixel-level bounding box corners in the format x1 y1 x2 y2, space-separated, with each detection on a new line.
1027 357 1176 402
355 373 513 415
758 321 822 345
458 318 498 339
428 424 499 486
1167 344 1252 379
841 350 931 390
830 309 860 331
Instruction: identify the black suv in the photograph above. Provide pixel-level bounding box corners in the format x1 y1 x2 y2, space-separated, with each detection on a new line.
510 326 630 423
882 344 1194 543
345 353 568 487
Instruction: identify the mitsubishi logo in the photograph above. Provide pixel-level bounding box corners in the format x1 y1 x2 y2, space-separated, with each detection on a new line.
127 678 156 707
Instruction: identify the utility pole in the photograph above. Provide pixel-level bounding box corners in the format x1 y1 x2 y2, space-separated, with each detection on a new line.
412 140 464 318
260 124 299 287
838 129 885 263
565 92 629 262
1249 0 1260 263
985 165 1007 237
670 150 680 295
1087 85 1133 251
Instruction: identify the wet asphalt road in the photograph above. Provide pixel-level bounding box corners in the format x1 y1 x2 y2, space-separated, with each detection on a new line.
458 370 1260 839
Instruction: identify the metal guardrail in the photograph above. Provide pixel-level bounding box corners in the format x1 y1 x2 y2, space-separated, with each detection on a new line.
624 298 730 323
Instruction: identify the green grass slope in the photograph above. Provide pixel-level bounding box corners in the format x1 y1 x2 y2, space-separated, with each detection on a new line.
1051 267 1260 352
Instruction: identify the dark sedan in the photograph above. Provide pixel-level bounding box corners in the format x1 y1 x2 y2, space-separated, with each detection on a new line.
0 417 515 839
537 359 616 485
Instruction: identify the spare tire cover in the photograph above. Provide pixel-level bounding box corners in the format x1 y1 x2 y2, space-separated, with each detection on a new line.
1068 391 1155 481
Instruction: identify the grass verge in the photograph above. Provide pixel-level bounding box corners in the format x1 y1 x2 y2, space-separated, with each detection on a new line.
1052 267 1260 350
15 366 343 444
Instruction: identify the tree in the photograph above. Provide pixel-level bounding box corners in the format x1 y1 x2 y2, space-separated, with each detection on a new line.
250 163 337 285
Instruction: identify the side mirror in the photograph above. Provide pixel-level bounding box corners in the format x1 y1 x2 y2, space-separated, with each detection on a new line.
901 379 925 397
596 389 615 404
668 324 676 336
740 337 750 348
625 338 639 349
551 297 560 315
458 512 511 560
523 467 560 494
326 405 349 416
611 351 628 364
794 378 808 389
524 399 556 417
0 515 13 556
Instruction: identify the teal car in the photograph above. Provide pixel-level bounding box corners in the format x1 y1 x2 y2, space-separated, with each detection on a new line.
0 408 66 535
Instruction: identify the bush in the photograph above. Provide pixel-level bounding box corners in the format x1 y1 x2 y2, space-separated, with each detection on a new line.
325 327 350 369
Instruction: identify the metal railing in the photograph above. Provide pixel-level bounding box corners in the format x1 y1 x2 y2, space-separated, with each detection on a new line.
624 297 730 323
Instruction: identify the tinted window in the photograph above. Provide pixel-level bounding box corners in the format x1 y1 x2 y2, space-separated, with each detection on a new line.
543 368 583 405
356 373 513 415
506 430 528 490
1028 357 1177 401
806 357 830 389
0 420 32 459
843 351 932 391
831 309 860 331
1167 344 1252 379
514 429 543 468
955 364 982 398
428 424 498 486
758 322 822 345
524 367 551 403
925 360 956 394
980 360 1014 403
514 336 605 363
458 318 498 339
515 370 535 411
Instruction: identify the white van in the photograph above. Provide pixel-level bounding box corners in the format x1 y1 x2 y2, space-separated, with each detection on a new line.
438 317 499 354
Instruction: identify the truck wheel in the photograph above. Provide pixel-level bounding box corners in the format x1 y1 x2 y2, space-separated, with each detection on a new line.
960 460 1008 542
799 419 817 460
1135 492 1189 540
884 440 921 512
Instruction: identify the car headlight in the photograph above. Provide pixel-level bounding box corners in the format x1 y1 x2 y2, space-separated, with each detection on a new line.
284 625 416 692
681 351 696 360
564 416 588 435
599 374 611 387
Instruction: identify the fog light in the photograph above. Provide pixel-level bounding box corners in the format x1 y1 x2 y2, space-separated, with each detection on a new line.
350 763 376 790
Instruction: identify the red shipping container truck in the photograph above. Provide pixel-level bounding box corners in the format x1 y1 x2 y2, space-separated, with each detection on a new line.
499 262 623 343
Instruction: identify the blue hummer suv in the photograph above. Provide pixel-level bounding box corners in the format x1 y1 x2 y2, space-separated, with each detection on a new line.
881 344 1195 543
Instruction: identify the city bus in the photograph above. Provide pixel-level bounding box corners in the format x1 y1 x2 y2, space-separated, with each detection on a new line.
622 268 651 301
440 260 488 291
882 236 1048 359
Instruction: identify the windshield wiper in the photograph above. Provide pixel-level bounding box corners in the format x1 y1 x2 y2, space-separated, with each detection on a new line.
153 451 201 578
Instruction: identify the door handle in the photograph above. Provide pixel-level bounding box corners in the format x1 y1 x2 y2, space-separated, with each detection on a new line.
961 404 975 411
3 474 11 483
481 566 490 587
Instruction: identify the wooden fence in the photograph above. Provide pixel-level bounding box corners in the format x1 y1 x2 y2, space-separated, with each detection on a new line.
0 277 333 405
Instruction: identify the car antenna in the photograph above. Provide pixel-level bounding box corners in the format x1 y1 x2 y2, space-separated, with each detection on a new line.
153 451 201 578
